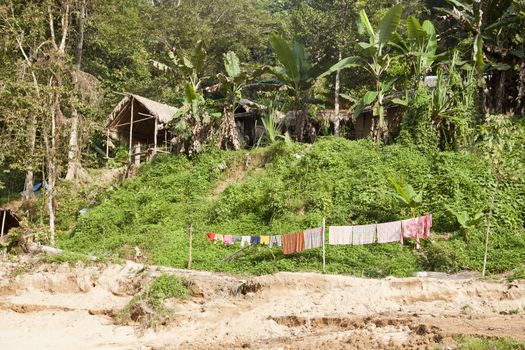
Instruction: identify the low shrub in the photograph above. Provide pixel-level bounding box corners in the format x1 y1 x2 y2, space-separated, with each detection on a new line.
117 273 192 328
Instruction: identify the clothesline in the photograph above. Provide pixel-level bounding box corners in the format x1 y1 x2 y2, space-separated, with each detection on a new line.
206 227 324 255
329 214 432 249
206 214 433 256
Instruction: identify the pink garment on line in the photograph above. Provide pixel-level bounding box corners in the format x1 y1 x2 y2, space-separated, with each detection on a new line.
422 214 432 238
402 216 432 249
401 218 421 249
223 235 233 246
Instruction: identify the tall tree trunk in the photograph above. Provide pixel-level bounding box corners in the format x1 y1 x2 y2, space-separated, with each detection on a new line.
22 118 37 201
219 101 240 150
516 58 525 115
65 0 89 182
45 86 58 246
482 176 499 277
494 71 506 114
65 108 89 181
46 0 70 244
333 51 342 136
473 0 487 121
14 35 41 201
75 0 86 72
295 109 307 143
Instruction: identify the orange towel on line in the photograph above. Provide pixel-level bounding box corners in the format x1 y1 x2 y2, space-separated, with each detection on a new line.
282 232 305 255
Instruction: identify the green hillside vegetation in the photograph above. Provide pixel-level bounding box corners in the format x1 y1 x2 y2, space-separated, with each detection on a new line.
61 135 525 277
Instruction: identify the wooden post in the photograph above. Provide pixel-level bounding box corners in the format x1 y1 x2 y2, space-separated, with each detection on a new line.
0 211 6 260
322 217 326 274
105 129 109 160
187 224 193 269
153 117 158 157
0 210 6 237
134 143 141 165
128 96 134 161
164 130 168 152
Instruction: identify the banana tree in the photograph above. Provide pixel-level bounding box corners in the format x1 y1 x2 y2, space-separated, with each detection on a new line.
392 16 438 87
152 40 207 94
267 34 324 142
438 0 525 116
217 51 247 150
446 206 484 243
322 4 404 143
388 175 423 218
152 41 213 155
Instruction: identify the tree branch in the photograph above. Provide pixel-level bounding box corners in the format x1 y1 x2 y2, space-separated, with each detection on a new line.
58 1 71 53
48 4 58 50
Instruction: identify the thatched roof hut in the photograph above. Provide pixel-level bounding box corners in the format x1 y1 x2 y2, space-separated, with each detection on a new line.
107 94 178 158
0 208 20 237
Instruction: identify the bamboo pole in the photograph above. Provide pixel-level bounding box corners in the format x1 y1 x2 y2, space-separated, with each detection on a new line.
187 224 193 269
322 217 326 274
153 117 158 157
134 143 141 165
105 129 109 160
164 130 168 152
111 115 156 128
0 211 6 260
128 97 134 161
0 211 6 237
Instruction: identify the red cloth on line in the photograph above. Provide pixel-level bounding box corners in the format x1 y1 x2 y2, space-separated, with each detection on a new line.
422 214 432 238
206 232 216 242
282 232 305 255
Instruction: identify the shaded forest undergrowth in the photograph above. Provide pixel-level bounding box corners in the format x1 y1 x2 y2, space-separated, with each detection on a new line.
54 136 525 278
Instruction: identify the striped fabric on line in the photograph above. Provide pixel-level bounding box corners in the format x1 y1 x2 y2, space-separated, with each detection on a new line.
304 227 323 250
282 232 305 255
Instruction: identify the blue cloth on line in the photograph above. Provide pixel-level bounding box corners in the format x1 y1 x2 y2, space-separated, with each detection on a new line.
250 236 260 244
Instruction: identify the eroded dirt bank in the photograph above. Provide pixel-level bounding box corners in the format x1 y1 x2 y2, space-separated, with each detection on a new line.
1 260 524 349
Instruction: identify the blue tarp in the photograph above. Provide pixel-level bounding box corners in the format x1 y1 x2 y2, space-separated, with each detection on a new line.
33 182 49 193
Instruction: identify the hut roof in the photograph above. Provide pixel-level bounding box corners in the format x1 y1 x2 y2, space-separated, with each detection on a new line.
0 208 20 235
108 94 178 127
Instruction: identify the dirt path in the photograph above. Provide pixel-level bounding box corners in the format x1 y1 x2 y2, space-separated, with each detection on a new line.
1 261 524 349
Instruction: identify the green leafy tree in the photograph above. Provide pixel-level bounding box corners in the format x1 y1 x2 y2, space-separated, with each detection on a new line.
394 16 438 87
217 51 247 150
438 0 525 116
150 0 274 72
430 52 476 148
446 206 484 242
388 175 423 218
283 0 355 135
323 4 404 143
476 114 519 276
154 41 219 155
268 34 324 142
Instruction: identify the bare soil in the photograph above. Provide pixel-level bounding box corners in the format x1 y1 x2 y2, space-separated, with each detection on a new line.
1 260 524 349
